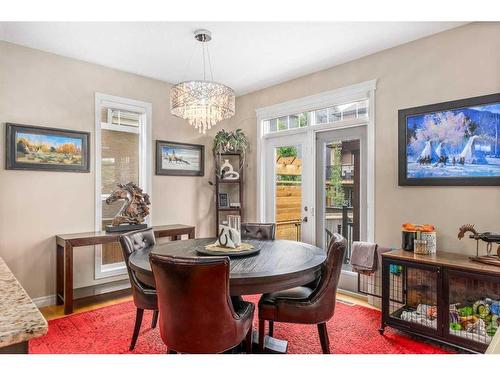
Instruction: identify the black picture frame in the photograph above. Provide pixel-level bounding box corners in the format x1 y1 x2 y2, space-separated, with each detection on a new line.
398 93 500 186
218 193 229 208
6 123 90 173
155 140 205 176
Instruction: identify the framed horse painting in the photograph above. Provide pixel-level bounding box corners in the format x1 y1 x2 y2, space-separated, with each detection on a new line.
155 140 205 176
6 123 90 172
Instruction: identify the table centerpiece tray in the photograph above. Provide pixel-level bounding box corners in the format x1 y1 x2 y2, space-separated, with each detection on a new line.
195 241 262 257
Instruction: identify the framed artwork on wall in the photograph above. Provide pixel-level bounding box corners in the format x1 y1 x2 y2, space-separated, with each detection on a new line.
155 140 205 176
6 123 90 172
398 93 500 186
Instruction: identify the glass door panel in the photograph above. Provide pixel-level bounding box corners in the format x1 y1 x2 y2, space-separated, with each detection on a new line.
275 145 302 241
316 126 366 293
265 133 312 243
316 127 366 266
323 139 359 268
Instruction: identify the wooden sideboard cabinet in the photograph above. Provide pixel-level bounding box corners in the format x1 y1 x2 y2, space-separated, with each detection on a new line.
381 250 500 353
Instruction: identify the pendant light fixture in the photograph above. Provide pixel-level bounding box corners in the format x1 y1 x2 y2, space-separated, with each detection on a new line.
170 29 235 134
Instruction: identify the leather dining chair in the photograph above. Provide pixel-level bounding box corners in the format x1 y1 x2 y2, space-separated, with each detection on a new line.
119 228 159 351
149 254 255 354
241 223 276 240
257 233 345 354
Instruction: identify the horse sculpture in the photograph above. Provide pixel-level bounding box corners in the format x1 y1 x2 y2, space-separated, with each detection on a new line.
105 182 151 228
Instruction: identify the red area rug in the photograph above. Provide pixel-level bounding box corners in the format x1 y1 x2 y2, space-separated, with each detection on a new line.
30 295 452 354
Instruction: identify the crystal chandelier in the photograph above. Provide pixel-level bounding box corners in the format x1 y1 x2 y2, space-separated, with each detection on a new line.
170 29 235 134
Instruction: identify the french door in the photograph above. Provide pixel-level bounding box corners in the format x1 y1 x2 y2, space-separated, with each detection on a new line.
315 126 367 292
264 133 314 244
262 125 368 293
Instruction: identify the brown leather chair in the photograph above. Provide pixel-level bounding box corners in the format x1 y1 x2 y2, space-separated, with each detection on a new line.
149 254 255 354
241 223 276 240
119 228 159 351
257 233 345 354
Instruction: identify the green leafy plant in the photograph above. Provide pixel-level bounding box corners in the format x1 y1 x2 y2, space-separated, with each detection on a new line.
276 146 297 158
212 128 249 155
276 146 300 182
327 145 346 207
212 129 250 172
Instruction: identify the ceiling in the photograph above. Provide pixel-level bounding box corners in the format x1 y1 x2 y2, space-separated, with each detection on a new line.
0 22 466 96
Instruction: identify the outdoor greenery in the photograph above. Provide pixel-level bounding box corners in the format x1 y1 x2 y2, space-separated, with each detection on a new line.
327 145 346 207
276 146 301 182
276 146 297 158
298 113 308 127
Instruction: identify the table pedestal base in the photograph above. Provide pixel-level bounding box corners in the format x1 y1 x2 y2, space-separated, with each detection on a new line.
250 331 288 354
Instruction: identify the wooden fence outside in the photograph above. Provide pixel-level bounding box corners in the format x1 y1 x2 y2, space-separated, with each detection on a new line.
276 183 302 240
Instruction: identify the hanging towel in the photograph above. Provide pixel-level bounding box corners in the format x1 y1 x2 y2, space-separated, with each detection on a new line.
350 241 378 274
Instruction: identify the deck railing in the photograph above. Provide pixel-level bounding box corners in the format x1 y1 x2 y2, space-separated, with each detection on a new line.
276 219 302 241
326 205 353 265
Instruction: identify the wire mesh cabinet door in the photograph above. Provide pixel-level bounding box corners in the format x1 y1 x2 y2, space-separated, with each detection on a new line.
381 257 443 337
444 268 500 353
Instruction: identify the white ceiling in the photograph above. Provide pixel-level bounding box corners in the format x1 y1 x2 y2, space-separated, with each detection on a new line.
0 22 466 96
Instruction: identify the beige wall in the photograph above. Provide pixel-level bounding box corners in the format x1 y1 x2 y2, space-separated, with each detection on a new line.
1 22 499 300
227 22 500 253
0 41 220 298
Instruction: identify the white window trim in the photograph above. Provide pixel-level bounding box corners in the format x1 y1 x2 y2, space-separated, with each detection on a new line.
255 79 377 244
94 93 153 280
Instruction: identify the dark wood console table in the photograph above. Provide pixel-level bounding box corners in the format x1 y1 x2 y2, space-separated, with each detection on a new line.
56 224 195 314
381 250 500 353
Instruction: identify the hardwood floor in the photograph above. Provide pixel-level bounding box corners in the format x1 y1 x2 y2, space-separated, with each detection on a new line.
40 289 133 320
39 289 374 321
336 292 374 309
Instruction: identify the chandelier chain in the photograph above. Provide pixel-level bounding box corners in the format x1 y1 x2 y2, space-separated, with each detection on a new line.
202 42 206 81
206 42 214 82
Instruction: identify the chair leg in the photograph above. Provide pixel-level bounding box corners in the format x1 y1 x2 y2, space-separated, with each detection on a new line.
151 310 159 329
317 322 330 354
245 327 253 354
258 319 266 352
130 308 144 351
268 321 274 337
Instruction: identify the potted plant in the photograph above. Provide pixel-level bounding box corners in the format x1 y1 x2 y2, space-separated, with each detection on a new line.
212 129 250 171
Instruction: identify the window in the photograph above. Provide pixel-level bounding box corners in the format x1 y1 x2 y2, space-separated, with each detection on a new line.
94 94 152 279
263 99 368 134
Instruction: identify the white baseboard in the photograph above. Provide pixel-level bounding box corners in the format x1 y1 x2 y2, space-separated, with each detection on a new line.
31 279 131 308
32 295 57 308
337 288 368 301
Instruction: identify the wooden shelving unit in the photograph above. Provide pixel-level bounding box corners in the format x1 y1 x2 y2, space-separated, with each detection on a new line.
215 152 244 236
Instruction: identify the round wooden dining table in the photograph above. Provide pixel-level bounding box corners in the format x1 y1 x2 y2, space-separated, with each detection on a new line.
128 238 326 296
128 238 326 353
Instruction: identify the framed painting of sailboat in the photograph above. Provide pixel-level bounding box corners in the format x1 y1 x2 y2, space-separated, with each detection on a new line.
399 93 500 186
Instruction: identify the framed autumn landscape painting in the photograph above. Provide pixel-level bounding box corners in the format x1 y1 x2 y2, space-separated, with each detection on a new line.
6 123 90 172
399 93 500 186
